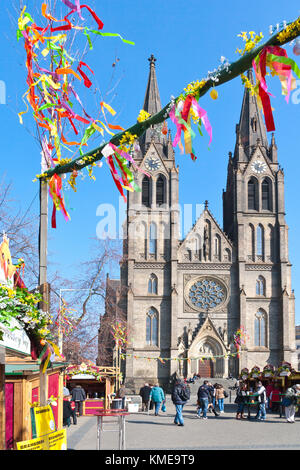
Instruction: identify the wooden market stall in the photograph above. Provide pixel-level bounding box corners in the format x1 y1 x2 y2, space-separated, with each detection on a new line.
4 357 66 450
65 364 118 414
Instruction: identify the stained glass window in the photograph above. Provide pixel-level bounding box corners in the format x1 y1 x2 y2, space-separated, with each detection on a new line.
188 278 226 310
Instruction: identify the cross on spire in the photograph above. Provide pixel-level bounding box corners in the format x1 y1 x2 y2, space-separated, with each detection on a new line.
148 54 156 66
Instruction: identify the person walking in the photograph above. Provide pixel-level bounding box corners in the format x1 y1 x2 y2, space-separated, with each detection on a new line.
139 383 152 412
215 383 225 413
63 395 77 427
283 384 300 423
235 381 247 419
149 383 165 416
253 381 267 421
171 379 190 427
197 380 211 419
71 384 86 416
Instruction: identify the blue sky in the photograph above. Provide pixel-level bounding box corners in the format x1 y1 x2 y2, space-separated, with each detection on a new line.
0 1 300 319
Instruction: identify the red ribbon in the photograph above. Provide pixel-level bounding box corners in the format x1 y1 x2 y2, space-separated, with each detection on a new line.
77 61 94 88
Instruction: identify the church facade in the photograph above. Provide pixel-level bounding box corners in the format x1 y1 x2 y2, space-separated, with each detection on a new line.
106 56 297 392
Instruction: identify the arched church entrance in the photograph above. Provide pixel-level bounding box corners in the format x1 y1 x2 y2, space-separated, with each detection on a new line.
188 335 226 378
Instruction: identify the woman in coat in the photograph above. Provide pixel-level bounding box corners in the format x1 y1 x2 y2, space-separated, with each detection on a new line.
149 383 165 416
215 384 225 413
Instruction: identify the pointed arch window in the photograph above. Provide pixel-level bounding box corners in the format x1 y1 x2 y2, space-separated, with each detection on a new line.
248 177 258 210
156 175 165 206
256 276 266 296
256 224 264 258
254 309 266 347
214 234 221 260
249 224 255 261
146 307 158 346
148 274 158 294
262 178 272 211
142 176 151 207
149 222 157 255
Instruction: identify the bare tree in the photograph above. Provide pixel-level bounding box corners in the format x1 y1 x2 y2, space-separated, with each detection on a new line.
50 238 124 363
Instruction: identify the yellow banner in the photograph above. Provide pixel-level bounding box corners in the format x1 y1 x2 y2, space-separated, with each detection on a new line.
17 429 67 451
31 405 56 438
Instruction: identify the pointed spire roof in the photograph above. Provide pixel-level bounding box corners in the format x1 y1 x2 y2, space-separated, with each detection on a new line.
236 69 268 158
142 54 162 115
139 55 168 156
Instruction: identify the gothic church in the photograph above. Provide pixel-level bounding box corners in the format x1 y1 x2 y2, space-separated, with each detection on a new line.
102 56 297 392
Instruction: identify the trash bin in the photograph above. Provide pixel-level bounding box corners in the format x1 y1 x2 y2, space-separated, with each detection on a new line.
111 398 123 409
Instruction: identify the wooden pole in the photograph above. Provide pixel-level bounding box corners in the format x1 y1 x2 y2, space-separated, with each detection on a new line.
38 178 49 406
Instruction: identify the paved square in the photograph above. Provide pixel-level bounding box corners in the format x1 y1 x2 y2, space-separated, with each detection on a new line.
66 396 300 450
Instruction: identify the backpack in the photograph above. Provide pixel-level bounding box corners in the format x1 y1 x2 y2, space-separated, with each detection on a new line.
179 385 190 402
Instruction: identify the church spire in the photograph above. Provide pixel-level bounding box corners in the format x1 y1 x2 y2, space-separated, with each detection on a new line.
139 55 169 156
142 54 162 115
235 69 268 160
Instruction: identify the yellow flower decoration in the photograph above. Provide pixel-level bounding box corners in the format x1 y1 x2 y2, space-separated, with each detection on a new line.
277 17 300 43
183 79 206 97
236 31 264 56
137 109 151 122
119 131 137 152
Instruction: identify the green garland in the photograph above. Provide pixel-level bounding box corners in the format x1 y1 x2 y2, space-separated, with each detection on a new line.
40 16 300 180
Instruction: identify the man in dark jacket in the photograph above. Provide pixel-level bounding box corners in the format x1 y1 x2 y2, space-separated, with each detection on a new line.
171 379 189 426
197 380 211 419
139 383 152 411
71 385 86 416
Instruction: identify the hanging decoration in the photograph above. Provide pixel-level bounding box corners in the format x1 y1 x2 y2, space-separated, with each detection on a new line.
252 45 300 131
111 320 128 350
55 298 77 337
233 326 249 358
17 0 134 226
293 38 300 56
169 93 212 161
123 350 240 364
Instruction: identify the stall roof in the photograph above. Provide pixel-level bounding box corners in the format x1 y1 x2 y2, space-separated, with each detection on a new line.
5 361 69 376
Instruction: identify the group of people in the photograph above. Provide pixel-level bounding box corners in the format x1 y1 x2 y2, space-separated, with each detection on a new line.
139 379 226 426
140 378 300 426
139 383 166 415
235 379 300 423
63 384 86 427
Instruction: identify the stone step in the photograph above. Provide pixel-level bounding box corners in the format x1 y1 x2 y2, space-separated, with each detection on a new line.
186 377 237 395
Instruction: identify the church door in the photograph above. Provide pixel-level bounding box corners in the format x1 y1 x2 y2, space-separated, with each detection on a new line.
198 359 214 377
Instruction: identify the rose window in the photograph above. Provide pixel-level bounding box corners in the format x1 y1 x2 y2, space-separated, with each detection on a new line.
188 278 226 310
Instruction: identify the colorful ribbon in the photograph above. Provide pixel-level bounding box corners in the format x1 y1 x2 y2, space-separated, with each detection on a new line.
169 95 212 160
253 45 300 132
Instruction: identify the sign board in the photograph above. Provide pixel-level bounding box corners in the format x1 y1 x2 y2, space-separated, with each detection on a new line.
71 373 94 379
30 405 56 439
0 318 31 355
17 429 67 451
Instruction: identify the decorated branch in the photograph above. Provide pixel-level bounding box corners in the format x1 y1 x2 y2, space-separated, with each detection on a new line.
17 4 300 226
41 14 300 181
17 0 134 227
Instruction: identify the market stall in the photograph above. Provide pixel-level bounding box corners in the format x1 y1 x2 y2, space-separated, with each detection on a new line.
4 358 66 449
65 363 118 414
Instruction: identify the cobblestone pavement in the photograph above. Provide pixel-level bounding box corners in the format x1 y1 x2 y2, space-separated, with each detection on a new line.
65 396 300 451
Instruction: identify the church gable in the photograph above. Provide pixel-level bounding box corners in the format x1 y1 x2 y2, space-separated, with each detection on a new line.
178 207 232 263
139 143 168 175
188 315 228 359
243 146 274 179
